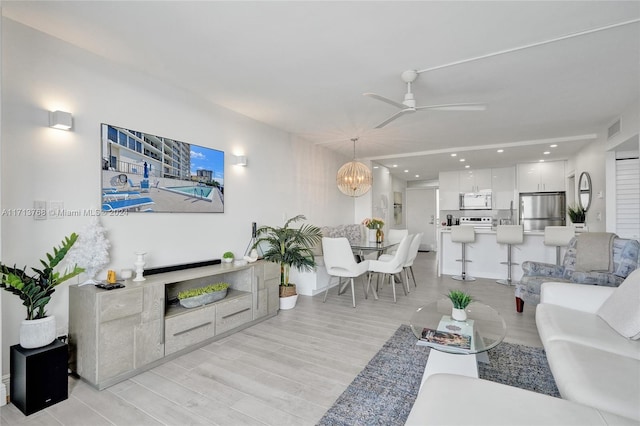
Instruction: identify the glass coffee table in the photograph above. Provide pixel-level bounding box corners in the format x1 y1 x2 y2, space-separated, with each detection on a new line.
410 299 507 388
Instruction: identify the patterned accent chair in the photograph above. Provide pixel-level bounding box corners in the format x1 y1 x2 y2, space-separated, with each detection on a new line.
515 236 639 312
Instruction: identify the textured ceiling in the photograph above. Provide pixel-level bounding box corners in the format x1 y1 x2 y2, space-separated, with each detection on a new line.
3 1 639 180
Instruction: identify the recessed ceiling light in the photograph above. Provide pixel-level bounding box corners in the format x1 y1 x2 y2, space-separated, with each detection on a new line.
539 159 545 162
459 158 465 162
373 165 379 169
415 174 420 178
497 149 504 153
543 151 550 155
465 165 470 168
451 153 457 157
392 164 398 168
404 169 409 173
550 144 558 148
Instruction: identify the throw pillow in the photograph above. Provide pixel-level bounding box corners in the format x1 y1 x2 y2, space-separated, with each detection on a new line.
597 268 640 340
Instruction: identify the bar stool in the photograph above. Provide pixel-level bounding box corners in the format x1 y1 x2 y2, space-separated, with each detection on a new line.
496 225 524 286
451 226 476 281
544 226 575 265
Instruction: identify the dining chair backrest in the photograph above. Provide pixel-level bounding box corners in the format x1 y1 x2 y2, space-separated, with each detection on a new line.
385 234 414 271
387 229 409 244
404 232 423 267
322 237 358 273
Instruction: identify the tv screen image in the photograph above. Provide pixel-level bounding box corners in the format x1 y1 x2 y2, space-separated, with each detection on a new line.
101 123 224 213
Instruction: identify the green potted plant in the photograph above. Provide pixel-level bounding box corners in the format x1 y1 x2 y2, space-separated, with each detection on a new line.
252 214 322 310
222 251 234 263
447 289 473 322
178 282 230 308
567 203 586 224
0 233 84 348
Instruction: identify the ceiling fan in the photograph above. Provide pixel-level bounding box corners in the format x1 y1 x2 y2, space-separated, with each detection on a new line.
364 70 486 129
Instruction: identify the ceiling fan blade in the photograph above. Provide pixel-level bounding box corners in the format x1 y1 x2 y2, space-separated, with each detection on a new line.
374 109 413 129
363 93 406 110
415 103 487 111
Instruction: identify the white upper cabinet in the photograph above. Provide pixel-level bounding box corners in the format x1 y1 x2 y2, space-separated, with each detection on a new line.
517 161 566 192
491 167 516 209
438 170 460 210
459 169 492 193
440 167 516 211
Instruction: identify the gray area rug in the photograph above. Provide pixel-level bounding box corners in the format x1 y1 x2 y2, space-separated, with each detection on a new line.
317 324 559 426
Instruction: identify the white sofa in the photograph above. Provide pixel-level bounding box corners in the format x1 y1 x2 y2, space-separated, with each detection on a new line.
406 374 637 426
536 279 640 422
407 270 640 425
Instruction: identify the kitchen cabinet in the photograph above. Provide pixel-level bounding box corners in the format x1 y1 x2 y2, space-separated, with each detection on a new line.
459 169 492 193
491 167 517 209
438 170 460 210
517 161 565 192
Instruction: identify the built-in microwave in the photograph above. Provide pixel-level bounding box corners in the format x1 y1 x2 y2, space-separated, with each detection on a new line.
460 192 492 210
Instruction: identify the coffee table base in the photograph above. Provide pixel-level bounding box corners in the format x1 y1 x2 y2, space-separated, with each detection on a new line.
419 350 490 391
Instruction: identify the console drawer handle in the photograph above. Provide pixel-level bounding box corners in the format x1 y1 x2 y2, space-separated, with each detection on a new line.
222 307 251 320
173 321 212 336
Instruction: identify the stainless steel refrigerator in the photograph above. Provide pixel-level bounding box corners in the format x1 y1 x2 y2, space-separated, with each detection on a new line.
519 192 566 231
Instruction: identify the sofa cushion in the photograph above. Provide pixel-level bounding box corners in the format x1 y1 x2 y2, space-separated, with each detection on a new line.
537 303 640 359
597 268 640 340
406 374 639 426
544 339 640 422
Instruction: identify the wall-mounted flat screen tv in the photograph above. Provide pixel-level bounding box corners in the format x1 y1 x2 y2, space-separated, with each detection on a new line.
101 123 224 213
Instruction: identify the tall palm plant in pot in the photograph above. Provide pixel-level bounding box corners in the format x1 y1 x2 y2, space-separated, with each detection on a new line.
0 233 84 348
253 215 322 310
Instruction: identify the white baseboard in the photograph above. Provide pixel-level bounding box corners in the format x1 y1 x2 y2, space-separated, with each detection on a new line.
1 375 8 406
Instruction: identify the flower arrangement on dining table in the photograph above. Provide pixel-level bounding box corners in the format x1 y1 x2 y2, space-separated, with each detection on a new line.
362 218 385 229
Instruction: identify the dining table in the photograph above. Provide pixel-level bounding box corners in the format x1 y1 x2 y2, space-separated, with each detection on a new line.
350 239 399 261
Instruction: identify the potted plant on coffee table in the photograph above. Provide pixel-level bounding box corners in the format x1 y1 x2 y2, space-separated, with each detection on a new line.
447 289 473 322
253 215 322 310
0 233 84 348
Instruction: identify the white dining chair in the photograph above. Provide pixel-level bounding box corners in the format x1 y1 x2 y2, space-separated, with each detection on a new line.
322 237 372 308
404 232 423 288
367 234 413 302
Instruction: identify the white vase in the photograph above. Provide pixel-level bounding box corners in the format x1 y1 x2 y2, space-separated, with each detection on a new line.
452 308 467 322
134 252 146 281
368 229 377 242
20 316 56 348
279 294 298 310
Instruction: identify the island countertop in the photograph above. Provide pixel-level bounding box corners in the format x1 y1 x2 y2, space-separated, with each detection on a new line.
437 228 562 280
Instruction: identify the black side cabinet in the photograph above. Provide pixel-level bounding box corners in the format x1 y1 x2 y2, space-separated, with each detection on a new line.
10 339 68 415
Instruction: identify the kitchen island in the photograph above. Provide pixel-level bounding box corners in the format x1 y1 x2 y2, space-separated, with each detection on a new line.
438 228 563 281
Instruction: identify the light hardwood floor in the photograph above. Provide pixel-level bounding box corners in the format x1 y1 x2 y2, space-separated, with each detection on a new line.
1 252 541 426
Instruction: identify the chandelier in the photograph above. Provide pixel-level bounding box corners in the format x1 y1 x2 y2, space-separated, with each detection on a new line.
336 137 372 197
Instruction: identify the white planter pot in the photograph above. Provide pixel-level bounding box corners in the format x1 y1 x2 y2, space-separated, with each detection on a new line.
279 294 298 310
451 308 467 322
222 257 234 263
20 316 56 349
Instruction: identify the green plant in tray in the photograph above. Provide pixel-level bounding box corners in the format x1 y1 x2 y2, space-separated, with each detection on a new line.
222 251 234 259
178 282 229 300
447 290 473 309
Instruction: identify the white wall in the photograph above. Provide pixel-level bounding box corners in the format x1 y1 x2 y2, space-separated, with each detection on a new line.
574 99 640 232
0 18 353 375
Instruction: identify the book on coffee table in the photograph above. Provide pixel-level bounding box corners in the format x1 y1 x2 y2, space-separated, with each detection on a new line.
417 327 472 353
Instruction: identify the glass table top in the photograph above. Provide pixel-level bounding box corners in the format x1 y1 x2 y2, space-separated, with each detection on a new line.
410 299 507 355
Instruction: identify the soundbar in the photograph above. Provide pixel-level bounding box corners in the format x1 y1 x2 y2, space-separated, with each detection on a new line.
144 259 221 277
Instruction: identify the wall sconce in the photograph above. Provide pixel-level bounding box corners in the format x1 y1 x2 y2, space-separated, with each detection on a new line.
234 155 247 167
49 110 73 130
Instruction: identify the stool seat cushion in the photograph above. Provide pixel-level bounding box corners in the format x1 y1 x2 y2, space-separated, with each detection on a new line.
496 225 524 244
451 226 475 243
